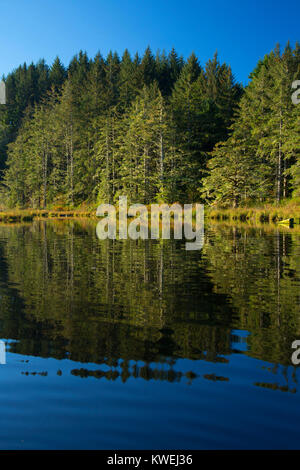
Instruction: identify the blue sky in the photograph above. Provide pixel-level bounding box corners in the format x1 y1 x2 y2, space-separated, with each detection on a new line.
0 0 298 84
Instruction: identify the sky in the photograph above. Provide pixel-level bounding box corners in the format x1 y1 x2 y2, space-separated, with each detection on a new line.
0 0 298 85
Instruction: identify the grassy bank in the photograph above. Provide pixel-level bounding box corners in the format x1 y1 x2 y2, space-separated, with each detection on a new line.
2 201 300 225
206 202 300 224
0 209 96 223
207 218 300 235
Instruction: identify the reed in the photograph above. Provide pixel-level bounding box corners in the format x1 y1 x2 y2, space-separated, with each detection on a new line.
206 202 300 224
0 209 96 223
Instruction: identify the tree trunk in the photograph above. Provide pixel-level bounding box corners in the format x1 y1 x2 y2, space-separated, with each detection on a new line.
283 156 287 198
277 111 283 203
144 146 148 204
70 124 74 205
160 110 164 185
43 147 48 209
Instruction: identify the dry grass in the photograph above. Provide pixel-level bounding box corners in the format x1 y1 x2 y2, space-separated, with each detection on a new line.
206 201 300 224
207 218 300 234
2 201 300 225
0 209 96 223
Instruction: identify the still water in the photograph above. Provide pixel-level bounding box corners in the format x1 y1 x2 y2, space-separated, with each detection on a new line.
0 219 300 449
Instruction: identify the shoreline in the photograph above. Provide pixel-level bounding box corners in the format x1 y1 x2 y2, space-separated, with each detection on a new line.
206 204 300 224
1 203 300 226
0 209 96 223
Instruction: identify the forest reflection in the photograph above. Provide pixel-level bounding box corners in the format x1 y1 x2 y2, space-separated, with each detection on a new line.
0 220 299 386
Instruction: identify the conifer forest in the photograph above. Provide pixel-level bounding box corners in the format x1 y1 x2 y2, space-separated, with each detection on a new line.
1 43 299 209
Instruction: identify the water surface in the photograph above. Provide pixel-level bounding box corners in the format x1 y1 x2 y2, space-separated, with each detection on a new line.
0 220 300 449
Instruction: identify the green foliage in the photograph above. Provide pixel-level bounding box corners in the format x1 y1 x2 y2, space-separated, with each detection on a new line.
2 47 241 207
202 42 300 207
2 42 299 209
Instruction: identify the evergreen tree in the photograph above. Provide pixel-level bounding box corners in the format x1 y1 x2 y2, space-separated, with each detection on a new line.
117 83 167 204
140 46 156 87
49 56 66 91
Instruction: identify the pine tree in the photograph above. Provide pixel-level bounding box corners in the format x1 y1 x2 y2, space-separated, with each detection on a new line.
140 47 156 87
117 83 166 203
119 49 139 110
49 56 66 91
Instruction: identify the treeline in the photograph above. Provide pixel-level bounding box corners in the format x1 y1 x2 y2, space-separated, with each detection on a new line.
0 47 240 207
0 43 299 208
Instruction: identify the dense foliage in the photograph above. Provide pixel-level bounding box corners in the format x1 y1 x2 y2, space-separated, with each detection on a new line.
0 43 299 208
202 43 300 206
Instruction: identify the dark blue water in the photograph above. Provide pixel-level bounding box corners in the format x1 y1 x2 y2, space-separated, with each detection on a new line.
0 220 299 449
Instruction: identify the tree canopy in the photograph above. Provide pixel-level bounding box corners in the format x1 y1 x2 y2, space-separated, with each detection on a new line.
1 43 299 208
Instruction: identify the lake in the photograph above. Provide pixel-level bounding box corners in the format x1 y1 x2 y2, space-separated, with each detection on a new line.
0 219 300 449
